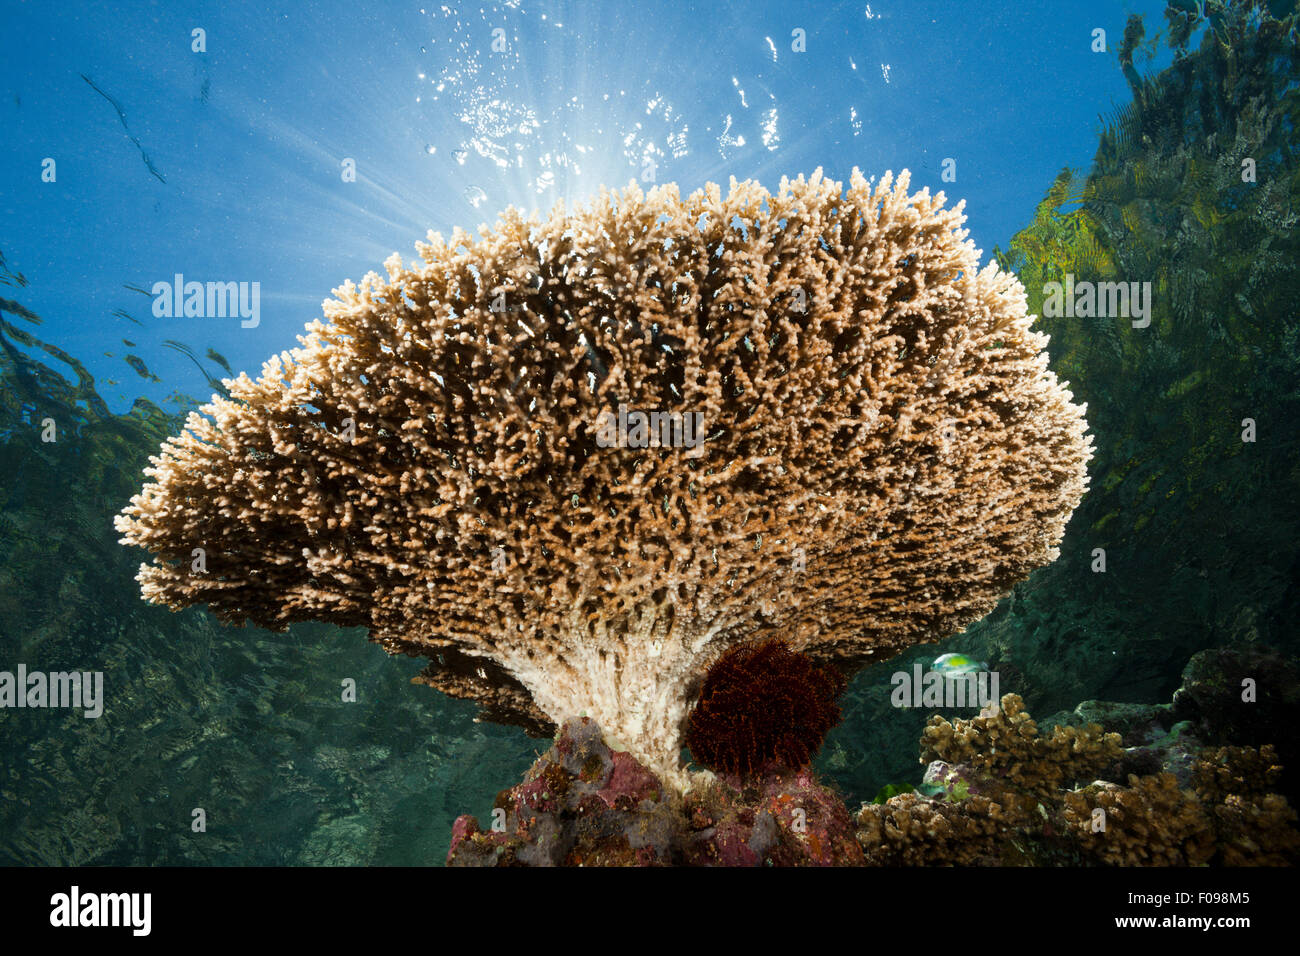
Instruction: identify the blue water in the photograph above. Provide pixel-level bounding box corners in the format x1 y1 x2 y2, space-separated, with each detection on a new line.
2 0 1168 411
18 0 1289 869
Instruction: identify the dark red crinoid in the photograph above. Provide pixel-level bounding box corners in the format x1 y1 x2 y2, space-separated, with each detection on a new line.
685 639 847 778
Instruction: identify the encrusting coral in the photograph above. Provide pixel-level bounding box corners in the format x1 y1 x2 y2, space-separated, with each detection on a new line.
115 169 1092 781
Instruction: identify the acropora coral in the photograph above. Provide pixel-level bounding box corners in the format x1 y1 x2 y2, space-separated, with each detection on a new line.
685 639 845 777
1192 744 1300 867
855 790 1028 866
116 169 1092 780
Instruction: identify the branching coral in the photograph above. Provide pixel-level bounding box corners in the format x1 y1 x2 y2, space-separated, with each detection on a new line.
1193 744 1285 803
920 693 1123 799
1056 741 1300 867
1063 773 1215 866
115 169 1092 779
861 691 1300 866
856 791 1031 866
685 639 844 777
1192 745 1300 866
1211 793 1300 867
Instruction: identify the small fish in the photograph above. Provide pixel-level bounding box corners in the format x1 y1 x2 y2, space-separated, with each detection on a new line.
112 308 143 326
163 340 229 396
125 353 160 381
122 339 136 347
931 652 987 676
123 283 152 297
80 74 167 184
205 347 233 376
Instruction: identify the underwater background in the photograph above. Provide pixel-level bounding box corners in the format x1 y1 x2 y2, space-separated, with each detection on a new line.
1 0 1297 865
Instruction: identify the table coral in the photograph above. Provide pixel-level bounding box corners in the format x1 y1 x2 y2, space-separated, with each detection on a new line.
116 169 1092 780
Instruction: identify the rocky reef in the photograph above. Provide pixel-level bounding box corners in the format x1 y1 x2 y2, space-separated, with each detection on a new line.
856 645 1300 866
447 716 862 866
450 643 1300 866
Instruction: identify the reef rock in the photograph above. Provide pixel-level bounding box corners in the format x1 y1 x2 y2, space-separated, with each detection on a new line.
447 716 862 866
1171 645 1300 803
